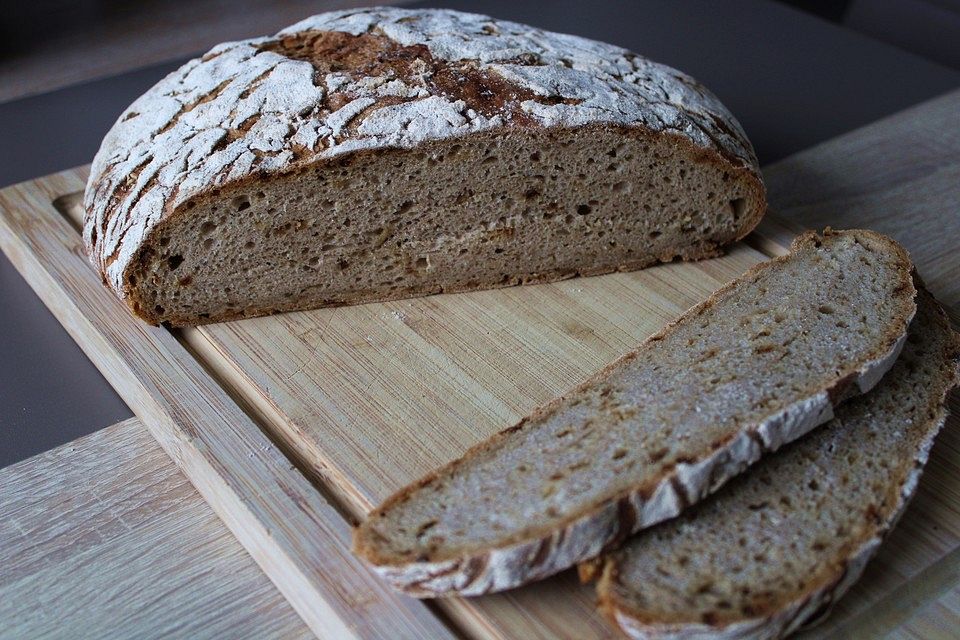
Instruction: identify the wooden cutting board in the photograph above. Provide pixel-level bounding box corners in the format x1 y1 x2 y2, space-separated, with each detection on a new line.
1 88 958 639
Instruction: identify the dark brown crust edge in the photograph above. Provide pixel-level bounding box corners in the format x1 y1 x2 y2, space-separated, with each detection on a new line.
111 121 766 326
593 285 960 639
351 229 916 586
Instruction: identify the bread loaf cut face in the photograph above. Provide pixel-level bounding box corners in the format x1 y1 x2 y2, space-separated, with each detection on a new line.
592 286 959 640
352 229 916 596
82 7 765 326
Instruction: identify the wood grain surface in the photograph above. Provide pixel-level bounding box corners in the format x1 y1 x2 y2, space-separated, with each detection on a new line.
0 170 453 640
0 89 957 639
0 417 311 640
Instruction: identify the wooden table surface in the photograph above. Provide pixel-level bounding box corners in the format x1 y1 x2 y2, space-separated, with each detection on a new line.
0 89 957 638
0 418 311 639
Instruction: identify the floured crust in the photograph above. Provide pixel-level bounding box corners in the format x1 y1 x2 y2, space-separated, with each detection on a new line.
82 6 761 306
352 229 917 596
593 286 960 640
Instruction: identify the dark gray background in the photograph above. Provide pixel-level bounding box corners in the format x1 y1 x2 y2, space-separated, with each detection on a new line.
1 0 958 468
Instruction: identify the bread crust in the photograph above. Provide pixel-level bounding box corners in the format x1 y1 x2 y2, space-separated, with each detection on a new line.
352 229 917 596
594 286 960 640
82 7 765 325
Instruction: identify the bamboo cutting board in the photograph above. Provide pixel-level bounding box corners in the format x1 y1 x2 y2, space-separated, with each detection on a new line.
1 89 958 639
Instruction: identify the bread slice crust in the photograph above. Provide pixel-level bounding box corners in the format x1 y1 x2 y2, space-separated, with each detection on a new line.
592 285 960 640
352 229 916 596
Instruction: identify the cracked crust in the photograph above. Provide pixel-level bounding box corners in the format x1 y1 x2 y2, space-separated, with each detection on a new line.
82 6 762 313
593 285 960 640
352 229 917 596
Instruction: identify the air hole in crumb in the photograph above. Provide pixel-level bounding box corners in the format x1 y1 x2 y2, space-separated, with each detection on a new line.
232 195 251 211
612 448 628 460
167 255 184 270
649 447 669 463
612 181 626 192
244 240 255 249
415 520 438 538
200 221 217 235
203 238 214 249
730 197 746 220
576 204 591 215
818 304 835 314
649 230 662 239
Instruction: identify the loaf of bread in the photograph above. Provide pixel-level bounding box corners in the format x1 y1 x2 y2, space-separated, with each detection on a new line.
82 7 765 326
352 229 915 596
589 285 959 640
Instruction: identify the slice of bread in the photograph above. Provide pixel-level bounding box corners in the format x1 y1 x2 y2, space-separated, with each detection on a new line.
352 229 916 596
590 285 960 640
